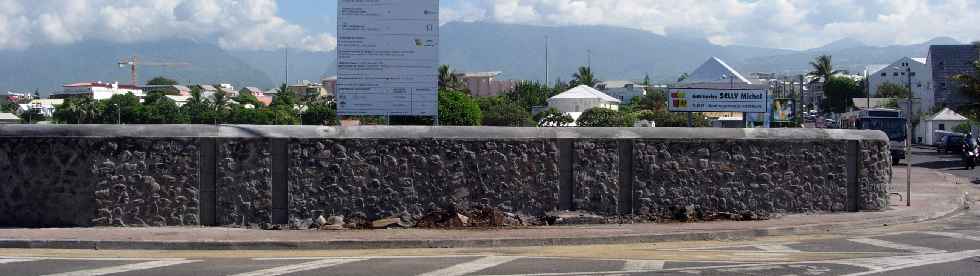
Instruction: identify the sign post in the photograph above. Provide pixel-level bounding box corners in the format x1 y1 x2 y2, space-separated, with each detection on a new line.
336 0 439 118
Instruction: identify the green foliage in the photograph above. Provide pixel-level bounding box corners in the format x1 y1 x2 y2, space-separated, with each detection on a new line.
271 84 299 108
876 82 910 98
140 94 188 124
476 96 533 126
438 89 482 126
633 109 708 127
534 107 574 127
504 81 558 111
822 76 863 114
627 89 668 112
146 77 178 86
883 98 900 109
570 66 599 87
954 122 974 134
807 55 844 83
301 101 339 126
576 107 635 127
1 101 17 113
234 92 263 107
18 108 46 124
438 64 466 92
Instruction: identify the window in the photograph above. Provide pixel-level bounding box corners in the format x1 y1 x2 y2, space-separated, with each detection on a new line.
894 72 899 76
940 124 946 131
881 73 887 77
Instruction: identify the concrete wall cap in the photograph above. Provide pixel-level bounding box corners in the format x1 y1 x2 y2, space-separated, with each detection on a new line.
0 125 889 142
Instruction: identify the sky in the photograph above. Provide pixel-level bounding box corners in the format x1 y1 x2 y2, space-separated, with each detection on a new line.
0 0 977 52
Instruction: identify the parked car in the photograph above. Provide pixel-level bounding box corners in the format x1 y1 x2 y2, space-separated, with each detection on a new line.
938 135 966 154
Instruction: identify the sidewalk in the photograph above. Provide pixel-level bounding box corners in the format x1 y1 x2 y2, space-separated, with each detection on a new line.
0 167 972 251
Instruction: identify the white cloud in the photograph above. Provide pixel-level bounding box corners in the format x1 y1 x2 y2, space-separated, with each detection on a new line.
442 0 980 50
0 0 337 52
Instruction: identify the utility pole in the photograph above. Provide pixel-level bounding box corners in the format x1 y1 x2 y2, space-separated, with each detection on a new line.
545 36 550 85
906 66 913 207
284 47 289 86
587 49 592 69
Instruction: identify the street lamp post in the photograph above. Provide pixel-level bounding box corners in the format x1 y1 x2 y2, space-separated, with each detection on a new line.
114 104 121 125
906 66 913 207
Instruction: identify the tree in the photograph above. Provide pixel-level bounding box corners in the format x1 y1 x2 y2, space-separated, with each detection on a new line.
677 73 689 83
955 122 975 134
628 88 668 112
504 81 558 112
576 107 635 127
952 47 980 117
18 108 46 124
140 93 187 124
438 64 466 91
570 66 599 87
100 93 141 124
633 109 708 127
807 55 844 84
301 101 339 126
822 76 862 114
476 96 533 126
876 83 911 98
271 84 299 108
53 97 100 124
146 77 178 86
438 89 482 126
534 107 574 127
182 87 218 124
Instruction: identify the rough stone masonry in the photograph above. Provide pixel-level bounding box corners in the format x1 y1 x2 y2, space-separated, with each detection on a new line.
0 125 891 228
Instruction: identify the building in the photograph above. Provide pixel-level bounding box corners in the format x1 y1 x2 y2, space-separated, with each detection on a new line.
918 108 969 145
596 81 646 104
51 82 143 100
455 72 519 97
867 57 932 112
142 85 191 96
239 87 273 106
547 85 621 114
322 76 337 97
928 44 979 108
15 102 56 118
683 57 753 87
288 80 331 98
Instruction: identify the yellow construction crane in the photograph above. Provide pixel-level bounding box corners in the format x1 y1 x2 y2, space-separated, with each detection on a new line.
117 56 191 86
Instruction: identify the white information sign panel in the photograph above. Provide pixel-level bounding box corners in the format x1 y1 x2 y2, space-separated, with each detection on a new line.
667 88 768 113
337 0 439 116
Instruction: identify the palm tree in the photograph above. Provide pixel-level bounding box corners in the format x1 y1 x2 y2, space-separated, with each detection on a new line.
677 73 689 83
438 64 464 91
571 66 599 87
807 55 844 83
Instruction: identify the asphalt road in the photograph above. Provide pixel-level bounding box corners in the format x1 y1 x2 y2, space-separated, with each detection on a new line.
907 145 980 182
4 208 980 276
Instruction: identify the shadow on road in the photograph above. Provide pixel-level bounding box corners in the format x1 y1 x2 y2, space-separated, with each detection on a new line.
913 160 963 170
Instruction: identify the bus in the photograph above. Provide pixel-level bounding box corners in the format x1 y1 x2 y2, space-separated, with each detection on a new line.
839 108 908 165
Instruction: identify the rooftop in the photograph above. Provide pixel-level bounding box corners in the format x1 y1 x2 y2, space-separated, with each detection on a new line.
549 85 621 103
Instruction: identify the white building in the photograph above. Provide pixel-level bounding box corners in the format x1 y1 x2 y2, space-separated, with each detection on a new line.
683 57 753 87
52 82 144 100
867 57 932 113
597 81 646 104
918 108 969 145
547 85 621 113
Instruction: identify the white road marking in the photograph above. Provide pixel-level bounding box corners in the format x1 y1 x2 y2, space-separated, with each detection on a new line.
230 258 365 276
921 231 980 242
417 256 522 276
621 260 665 271
0 258 40 264
847 238 946 254
754 244 803 253
252 255 479 261
836 249 980 276
41 259 200 276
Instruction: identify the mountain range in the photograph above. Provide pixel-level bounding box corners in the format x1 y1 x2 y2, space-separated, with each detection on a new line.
0 22 967 96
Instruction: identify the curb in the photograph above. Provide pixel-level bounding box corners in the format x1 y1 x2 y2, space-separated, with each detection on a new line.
0 200 967 251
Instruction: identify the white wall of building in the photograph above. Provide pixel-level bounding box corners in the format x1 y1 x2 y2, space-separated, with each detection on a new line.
868 57 932 113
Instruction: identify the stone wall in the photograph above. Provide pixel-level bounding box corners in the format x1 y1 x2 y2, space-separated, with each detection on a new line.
0 126 892 228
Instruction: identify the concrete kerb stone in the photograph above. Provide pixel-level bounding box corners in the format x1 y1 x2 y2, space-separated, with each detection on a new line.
0 199 966 251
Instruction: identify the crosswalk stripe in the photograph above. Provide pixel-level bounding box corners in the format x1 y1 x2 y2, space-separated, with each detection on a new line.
621 260 665 271
921 231 980 242
417 256 522 276
41 259 200 276
230 258 365 276
836 249 980 276
753 244 802 253
847 238 946 254
0 258 40 264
